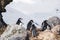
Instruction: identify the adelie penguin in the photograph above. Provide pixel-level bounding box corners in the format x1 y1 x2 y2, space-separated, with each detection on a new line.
27 20 34 31
16 18 23 26
41 20 51 31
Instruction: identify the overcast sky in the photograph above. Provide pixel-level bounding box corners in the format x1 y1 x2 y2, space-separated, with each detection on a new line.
2 0 60 28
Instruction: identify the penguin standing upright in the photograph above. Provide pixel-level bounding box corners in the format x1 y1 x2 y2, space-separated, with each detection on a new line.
41 20 51 31
27 20 34 31
31 24 37 37
16 18 23 26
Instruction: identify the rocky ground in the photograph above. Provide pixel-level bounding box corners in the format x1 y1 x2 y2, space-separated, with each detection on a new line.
0 24 27 40
0 24 60 40
29 25 60 40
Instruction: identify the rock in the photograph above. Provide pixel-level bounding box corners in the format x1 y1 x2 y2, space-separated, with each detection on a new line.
0 0 13 35
47 16 60 28
51 25 60 35
0 24 27 40
37 30 58 40
35 25 60 40
0 0 13 12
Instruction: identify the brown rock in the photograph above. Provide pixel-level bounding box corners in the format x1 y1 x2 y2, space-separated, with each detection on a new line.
0 0 13 12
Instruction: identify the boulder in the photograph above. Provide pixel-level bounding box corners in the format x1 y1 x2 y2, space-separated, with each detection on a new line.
47 16 60 28
0 0 13 12
51 25 60 35
37 30 58 40
0 24 27 40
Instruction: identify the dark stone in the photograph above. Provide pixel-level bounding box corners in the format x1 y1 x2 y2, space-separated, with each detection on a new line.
0 12 7 28
0 0 13 12
0 0 13 28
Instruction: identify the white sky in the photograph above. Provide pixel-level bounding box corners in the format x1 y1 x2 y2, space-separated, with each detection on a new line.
2 0 60 28
12 0 60 15
13 0 35 4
